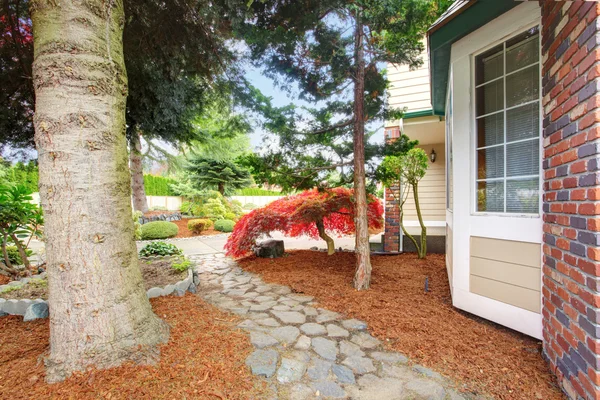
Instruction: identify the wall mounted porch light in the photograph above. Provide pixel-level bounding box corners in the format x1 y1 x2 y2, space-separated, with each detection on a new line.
430 148 437 163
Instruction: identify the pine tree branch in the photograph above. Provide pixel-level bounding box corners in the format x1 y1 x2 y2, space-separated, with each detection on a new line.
303 118 354 135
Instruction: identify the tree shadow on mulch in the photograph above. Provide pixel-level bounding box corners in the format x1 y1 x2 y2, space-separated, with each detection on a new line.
239 250 565 400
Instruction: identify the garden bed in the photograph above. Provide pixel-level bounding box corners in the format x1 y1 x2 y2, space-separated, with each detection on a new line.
171 218 223 238
238 250 565 400
0 294 270 399
1 260 187 301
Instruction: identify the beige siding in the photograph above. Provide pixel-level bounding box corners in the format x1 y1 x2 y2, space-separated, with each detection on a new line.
469 236 541 314
403 144 445 222
387 44 431 113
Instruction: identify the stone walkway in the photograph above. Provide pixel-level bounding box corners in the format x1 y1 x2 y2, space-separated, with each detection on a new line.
191 254 471 400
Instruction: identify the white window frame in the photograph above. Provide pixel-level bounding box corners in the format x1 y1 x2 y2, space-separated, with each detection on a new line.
470 22 543 218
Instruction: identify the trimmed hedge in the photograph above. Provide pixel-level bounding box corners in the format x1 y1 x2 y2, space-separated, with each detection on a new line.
143 175 177 196
214 219 235 233
235 188 282 196
188 218 213 234
140 221 178 240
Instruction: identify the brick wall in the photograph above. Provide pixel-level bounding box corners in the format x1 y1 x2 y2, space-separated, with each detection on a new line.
384 185 400 252
540 2 600 399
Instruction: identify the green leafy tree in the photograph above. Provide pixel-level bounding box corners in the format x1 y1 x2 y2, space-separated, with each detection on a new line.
378 147 429 258
186 157 252 196
241 0 448 289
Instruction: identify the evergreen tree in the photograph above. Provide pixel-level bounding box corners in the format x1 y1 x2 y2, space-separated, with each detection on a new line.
242 0 449 289
186 157 252 195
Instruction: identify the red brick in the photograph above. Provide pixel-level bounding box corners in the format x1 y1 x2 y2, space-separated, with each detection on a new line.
589 247 600 262
588 126 600 141
571 160 588 173
589 189 600 201
572 189 587 201
579 110 600 130
579 203 600 215
589 218 600 232
578 48 600 75
564 177 578 188
570 131 588 148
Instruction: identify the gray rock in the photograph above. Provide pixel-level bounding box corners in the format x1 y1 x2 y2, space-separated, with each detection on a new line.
255 239 285 258
147 287 163 298
23 302 49 321
226 288 248 297
332 364 355 384
162 284 176 296
173 288 185 297
277 358 307 384
248 312 270 320
300 322 327 336
350 375 407 400
446 389 468 400
303 307 318 316
287 294 314 303
238 319 261 330
2 299 30 315
341 318 368 331
242 292 260 299
250 302 277 311
311 381 346 399
342 356 376 374
272 305 291 311
307 357 332 381
187 283 197 294
271 326 300 344
316 309 341 323
350 332 381 349
381 364 417 380
246 349 279 378
271 311 306 324
326 324 349 338
255 285 273 293
370 351 408 364
294 335 311 350
272 286 292 295
280 299 300 307
340 340 365 357
311 337 338 361
289 383 313 400
0 310 7 317
405 379 446 399
413 365 443 380
256 317 281 327
250 331 279 348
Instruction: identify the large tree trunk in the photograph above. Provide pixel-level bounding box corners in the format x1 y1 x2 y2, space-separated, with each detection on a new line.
352 14 372 291
31 0 169 383
316 219 335 255
130 130 149 213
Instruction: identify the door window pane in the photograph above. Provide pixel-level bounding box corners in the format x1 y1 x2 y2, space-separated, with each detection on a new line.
477 181 504 212
506 65 539 107
477 146 504 180
476 80 504 116
476 44 504 85
507 103 539 142
506 27 539 73
477 112 504 147
506 139 539 177
507 178 539 213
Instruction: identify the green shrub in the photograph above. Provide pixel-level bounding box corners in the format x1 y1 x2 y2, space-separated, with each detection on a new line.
180 201 192 215
214 219 235 232
150 206 167 211
5 246 33 266
172 258 192 272
133 211 143 240
243 203 257 210
235 188 282 196
204 198 227 221
140 221 178 240
229 200 243 215
187 218 213 234
143 174 177 196
139 241 183 257
224 212 238 221
190 203 205 216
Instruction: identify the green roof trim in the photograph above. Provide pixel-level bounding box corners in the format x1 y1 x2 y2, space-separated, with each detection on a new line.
428 0 519 115
403 109 434 119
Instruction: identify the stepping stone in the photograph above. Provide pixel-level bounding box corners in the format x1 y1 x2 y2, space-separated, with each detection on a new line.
256 318 281 327
272 305 291 311
242 292 260 299
382 364 418 380
230 307 249 316
342 356 376 374
413 365 444 380
255 285 273 293
341 318 368 331
287 294 314 303
300 323 327 336
311 337 338 361
340 340 366 357
371 351 408 364
271 326 300 344
277 358 307 384
289 384 313 400
250 302 277 311
237 283 254 290
248 312 270 320
291 305 306 312
332 364 355 384
255 295 276 302
326 324 349 338
273 286 292 295
271 311 306 324
238 319 260 330
405 379 446 399
316 309 341 323
290 350 311 363
303 307 318 316
350 375 407 400
350 332 381 349
250 331 278 348
294 335 311 350
246 349 279 378
311 381 346 399
280 299 301 307
307 357 332 381
235 276 252 284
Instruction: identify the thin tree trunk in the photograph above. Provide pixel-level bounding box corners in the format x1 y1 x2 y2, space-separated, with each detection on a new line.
316 219 335 255
31 0 169 383
130 130 149 213
218 182 225 196
413 183 427 258
9 233 30 270
352 13 372 291
0 232 16 274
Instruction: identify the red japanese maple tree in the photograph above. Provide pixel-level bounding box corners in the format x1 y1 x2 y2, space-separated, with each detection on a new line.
225 188 383 257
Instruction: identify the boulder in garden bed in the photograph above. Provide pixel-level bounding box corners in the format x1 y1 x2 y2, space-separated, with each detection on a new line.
254 240 285 258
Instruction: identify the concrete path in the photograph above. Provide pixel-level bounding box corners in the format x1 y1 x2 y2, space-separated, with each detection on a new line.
191 253 469 400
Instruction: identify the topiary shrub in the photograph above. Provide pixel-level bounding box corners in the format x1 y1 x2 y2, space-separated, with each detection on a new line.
214 219 235 233
204 198 227 221
243 203 257 210
139 241 183 257
187 218 213 234
140 221 178 240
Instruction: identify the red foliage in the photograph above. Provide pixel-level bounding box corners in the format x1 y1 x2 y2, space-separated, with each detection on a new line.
225 188 383 257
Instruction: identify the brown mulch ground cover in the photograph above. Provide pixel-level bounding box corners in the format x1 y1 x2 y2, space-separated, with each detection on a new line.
0 275 10 285
0 294 269 400
239 250 565 400
172 218 223 238
1 260 187 300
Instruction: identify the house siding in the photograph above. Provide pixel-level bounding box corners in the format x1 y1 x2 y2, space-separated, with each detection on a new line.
540 1 600 399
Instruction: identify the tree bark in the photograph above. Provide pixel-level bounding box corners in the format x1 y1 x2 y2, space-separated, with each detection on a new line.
9 233 31 270
352 13 372 291
316 219 335 255
130 130 149 213
413 183 427 258
218 182 225 196
0 233 17 275
31 0 169 383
